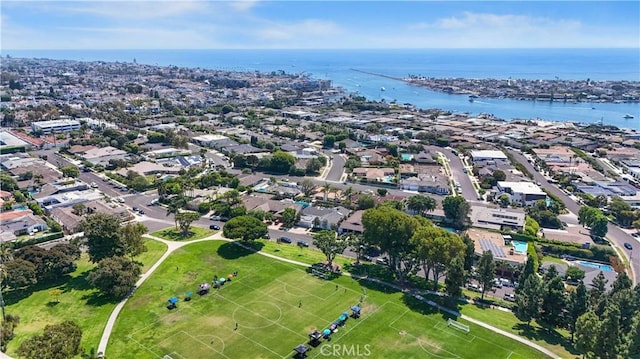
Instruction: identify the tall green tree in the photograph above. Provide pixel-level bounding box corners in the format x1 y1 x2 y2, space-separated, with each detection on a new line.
299 179 316 197
60 165 79 178
442 196 470 229
517 255 536 294
412 225 464 290
312 230 348 270
87 256 141 298
460 233 475 271
589 271 608 307
222 215 268 242
405 194 437 216
362 206 419 281
119 222 148 259
541 275 567 327
175 211 201 237
17 321 83 359
593 302 623 359
2 259 37 289
445 256 465 301
80 213 146 262
516 274 543 326
477 250 495 300
282 207 297 228
567 281 589 342
575 311 599 358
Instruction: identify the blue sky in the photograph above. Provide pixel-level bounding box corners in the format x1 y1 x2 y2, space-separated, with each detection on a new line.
2 1 639 49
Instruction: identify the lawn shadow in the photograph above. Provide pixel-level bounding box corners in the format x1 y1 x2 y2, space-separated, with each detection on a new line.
217 241 264 259
46 301 60 307
64 271 93 292
4 274 72 305
513 322 580 355
81 291 120 306
401 292 459 322
156 229 196 241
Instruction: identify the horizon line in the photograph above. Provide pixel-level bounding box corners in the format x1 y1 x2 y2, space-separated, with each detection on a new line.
3 47 640 52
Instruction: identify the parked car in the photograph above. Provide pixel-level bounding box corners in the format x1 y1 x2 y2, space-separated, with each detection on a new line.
279 237 292 244
467 283 483 293
210 215 221 221
263 233 270 239
361 255 372 262
132 207 139 212
297 241 309 248
375 257 389 266
90 182 98 188
632 232 640 238
624 242 633 250
503 293 516 302
138 210 145 215
209 224 220 230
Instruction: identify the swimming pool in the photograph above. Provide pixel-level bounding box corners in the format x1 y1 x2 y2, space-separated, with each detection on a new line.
401 154 414 161
576 260 613 272
512 240 528 254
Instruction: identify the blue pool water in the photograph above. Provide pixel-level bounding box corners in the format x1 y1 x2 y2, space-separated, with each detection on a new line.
512 240 528 254
576 260 613 272
401 154 414 161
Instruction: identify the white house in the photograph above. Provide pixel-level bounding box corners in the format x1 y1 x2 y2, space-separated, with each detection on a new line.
497 181 546 206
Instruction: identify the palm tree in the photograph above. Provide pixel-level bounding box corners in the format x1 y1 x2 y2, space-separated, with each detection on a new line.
322 182 332 202
166 196 187 229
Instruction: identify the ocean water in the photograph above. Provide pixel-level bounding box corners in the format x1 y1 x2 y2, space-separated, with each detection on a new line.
5 49 640 130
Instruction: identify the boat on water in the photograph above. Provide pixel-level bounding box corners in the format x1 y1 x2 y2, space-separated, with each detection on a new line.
380 86 386 91
623 114 635 119
468 95 478 102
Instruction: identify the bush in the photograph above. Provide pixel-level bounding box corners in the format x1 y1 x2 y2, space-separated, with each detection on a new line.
14 232 64 249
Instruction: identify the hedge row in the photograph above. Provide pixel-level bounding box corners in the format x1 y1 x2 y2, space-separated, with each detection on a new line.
13 232 65 249
505 232 615 263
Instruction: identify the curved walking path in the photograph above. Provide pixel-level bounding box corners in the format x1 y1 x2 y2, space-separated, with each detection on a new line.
97 233 561 359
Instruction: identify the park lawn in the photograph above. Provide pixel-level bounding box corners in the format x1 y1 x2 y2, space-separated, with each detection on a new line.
151 226 216 241
460 305 577 359
5 243 169 357
255 239 353 269
137 239 169 272
107 241 549 359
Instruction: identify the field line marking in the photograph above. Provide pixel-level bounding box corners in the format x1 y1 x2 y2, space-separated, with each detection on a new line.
180 330 232 359
387 308 410 328
233 330 288 359
126 332 164 358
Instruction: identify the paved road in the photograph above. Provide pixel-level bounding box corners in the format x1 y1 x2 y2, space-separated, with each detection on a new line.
324 151 346 182
507 149 638 284
439 148 478 200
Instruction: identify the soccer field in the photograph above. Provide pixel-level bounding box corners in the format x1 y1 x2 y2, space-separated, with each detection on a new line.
107 241 548 359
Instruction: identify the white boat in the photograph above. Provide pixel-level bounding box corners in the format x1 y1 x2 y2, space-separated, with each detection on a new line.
623 114 634 119
380 86 386 91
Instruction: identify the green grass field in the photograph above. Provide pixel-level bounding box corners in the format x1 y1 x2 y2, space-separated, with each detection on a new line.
151 226 216 241
107 241 549 359
5 239 167 356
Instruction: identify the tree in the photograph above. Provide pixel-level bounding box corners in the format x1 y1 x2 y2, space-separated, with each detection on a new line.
493 170 506 181
589 271 608 307
524 216 540 236
442 196 470 229
377 188 387 197
541 275 567 327
223 215 268 242
567 282 589 341
80 213 123 262
49 288 63 303
323 135 336 148
357 194 375 210
119 222 148 258
516 274 543 326
15 246 76 281
445 256 465 301
312 230 348 270
269 151 295 173
166 195 188 229
405 194 437 216
175 211 201 237
362 206 420 281
593 302 623 359
575 311 599 358
578 206 600 227
299 179 316 197
60 165 79 178
2 259 37 289
612 272 633 294
71 203 86 216
282 207 297 228
412 225 464 290
477 250 495 300
498 194 510 208
590 215 608 239
565 266 586 282
87 256 141 298
460 233 475 271
17 321 83 359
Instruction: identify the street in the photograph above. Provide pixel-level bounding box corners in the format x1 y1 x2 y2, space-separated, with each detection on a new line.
507 149 639 284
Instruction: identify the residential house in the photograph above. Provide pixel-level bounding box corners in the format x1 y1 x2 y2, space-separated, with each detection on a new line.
338 210 365 235
298 206 350 230
50 200 132 233
0 212 48 237
469 205 526 231
351 167 395 184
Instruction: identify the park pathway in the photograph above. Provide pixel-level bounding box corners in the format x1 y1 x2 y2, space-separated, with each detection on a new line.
97 234 561 359
96 231 224 356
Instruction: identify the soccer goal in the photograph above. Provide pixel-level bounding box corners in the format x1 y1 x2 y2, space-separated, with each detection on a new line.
311 268 329 280
447 318 470 334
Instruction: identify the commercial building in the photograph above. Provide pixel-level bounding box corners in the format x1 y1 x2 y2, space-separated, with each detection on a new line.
31 119 80 134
